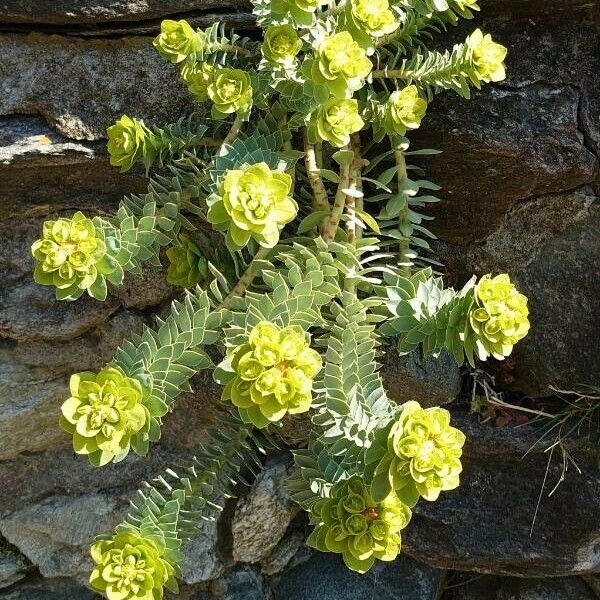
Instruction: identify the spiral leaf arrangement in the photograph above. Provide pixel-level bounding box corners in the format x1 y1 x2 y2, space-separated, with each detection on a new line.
29 1 529 597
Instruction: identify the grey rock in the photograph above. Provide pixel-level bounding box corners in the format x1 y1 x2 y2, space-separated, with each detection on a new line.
181 517 225 584
451 575 597 600
273 553 445 600
261 530 305 576
232 460 298 564
198 567 267 600
0 33 198 140
0 539 29 589
0 576 96 600
404 409 600 576
0 117 145 211
437 189 600 395
383 349 462 407
0 494 124 580
0 1 250 25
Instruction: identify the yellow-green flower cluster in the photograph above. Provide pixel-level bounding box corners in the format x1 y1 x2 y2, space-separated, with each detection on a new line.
469 274 530 360
207 163 297 249
308 476 411 573
60 366 150 467
469 28 507 83
166 235 209 288
221 321 322 428
375 401 465 503
383 85 428 136
31 211 111 301
315 98 365 147
271 0 321 26
262 25 302 65
181 61 214 102
90 532 177 600
207 68 253 117
311 32 373 98
347 0 399 40
153 19 204 64
107 115 149 172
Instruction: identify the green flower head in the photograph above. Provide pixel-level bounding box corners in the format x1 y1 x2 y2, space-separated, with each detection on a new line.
348 0 399 39
220 321 322 428
152 19 204 64
377 401 465 503
308 476 411 573
90 532 177 600
107 115 148 172
455 0 479 8
180 60 214 102
207 163 297 249
469 29 507 83
31 211 113 301
60 366 150 467
207 68 253 117
271 0 322 26
166 235 209 288
315 98 365 148
383 85 428 136
262 25 303 65
311 31 373 98
469 273 530 360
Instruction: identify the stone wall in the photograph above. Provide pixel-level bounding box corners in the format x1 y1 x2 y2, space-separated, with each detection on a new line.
0 1 598 599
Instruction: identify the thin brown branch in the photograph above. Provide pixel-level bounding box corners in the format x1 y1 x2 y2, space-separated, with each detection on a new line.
303 130 330 227
222 115 243 148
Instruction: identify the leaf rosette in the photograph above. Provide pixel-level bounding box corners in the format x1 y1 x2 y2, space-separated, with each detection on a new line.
166 235 209 288
153 19 204 64
107 115 149 173
217 321 322 428
313 98 365 147
90 531 178 600
208 67 253 118
31 211 116 301
311 32 373 98
383 85 428 136
307 476 411 573
468 273 530 360
371 401 465 504
207 162 298 250
60 366 154 467
469 28 507 83
262 25 303 65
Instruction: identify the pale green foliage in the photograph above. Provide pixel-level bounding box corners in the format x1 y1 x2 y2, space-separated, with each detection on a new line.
27 1 530 593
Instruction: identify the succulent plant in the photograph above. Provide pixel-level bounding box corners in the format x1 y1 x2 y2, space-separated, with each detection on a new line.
371 401 466 504
180 61 214 102
311 31 373 98
262 25 303 65
307 476 412 573
207 67 253 117
468 273 530 360
346 0 399 41
383 85 428 136
152 19 204 64
314 98 365 147
107 115 149 172
217 321 322 428
90 532 178 600
59 366 150 467
469 28 508 83
166 235 210 288
31 211 115 301
207 162 297 249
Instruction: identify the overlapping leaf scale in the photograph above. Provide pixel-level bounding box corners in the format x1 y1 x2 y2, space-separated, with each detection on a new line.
114 289 223 426
378 268 477 365
313 291 394 463
118 412 275 564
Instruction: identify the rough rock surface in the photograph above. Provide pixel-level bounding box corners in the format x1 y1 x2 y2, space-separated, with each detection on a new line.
273 553 446 600
0 0 598 598
232 460 298 564
404 409 600 577
448 575 598 600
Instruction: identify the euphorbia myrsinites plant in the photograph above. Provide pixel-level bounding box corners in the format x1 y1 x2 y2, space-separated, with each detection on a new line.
30 0 528 596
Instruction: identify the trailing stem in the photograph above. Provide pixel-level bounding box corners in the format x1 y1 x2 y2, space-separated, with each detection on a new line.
303 130 330 224
222 115 244 147
322 151 351 244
